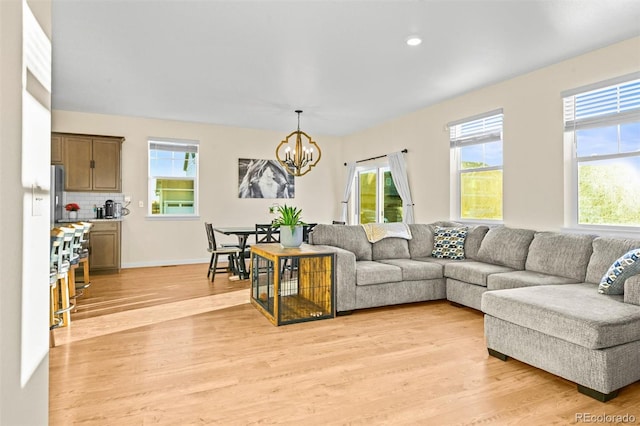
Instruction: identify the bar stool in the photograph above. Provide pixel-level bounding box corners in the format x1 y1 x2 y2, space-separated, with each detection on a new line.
51 227 74 327
72 222 92 295
49 230 64 347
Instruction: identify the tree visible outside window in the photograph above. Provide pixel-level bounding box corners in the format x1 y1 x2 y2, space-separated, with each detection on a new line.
449 110 503 221
563 76 640 227
148 139 199 216
357 166 402 224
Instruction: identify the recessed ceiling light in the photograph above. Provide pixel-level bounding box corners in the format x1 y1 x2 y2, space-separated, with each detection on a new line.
406 36 422 47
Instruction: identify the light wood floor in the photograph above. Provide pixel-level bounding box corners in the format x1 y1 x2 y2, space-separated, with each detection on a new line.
50 264 640 425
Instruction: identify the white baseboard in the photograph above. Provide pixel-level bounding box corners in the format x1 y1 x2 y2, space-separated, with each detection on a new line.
121 257 212 269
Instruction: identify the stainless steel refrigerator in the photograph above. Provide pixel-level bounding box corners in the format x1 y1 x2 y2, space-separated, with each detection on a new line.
50 165 64 226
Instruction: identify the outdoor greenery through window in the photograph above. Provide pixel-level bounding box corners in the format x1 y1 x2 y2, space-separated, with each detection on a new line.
148 139 199 216
449 110 503 221
563 75 640 227
357 166 403 224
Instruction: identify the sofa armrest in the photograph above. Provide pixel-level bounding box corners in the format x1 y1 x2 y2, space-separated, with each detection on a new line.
312 245 357 312
624 275 640 306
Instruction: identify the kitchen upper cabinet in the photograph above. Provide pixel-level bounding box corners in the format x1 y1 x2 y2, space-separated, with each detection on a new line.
56 133 123 192
51 134 63 165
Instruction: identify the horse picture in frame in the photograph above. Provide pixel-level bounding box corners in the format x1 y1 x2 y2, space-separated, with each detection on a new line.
238 158 295 199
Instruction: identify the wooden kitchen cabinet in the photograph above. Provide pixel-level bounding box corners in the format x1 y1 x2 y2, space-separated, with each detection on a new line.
55 133 123 192
89 221 121 273
51 134 63 165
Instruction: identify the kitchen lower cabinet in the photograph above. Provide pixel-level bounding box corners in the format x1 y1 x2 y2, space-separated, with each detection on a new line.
89 221 121 273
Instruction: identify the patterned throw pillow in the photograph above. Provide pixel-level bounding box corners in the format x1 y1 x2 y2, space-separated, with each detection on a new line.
598 248 640 295
432 226 468 260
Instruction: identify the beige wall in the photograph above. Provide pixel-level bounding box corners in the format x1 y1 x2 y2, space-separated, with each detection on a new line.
1 0 51 424
52 36 640 269
343 36 640 231
52 111 343 267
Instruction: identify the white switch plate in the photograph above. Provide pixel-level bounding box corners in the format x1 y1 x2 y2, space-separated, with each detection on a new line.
32 186 43 216
124 195 131 203
138 200 144 208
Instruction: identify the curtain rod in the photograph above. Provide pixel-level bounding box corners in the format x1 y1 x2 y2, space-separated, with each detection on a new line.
344 149 408 166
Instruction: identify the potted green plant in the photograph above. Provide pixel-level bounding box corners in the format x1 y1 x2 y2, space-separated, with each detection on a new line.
272 204 305 248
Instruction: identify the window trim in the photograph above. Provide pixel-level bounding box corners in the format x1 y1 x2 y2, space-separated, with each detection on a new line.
563 75 640 230
449 109 504 223
147 137 200 219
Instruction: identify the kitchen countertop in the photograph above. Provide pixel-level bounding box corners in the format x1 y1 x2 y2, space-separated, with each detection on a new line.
56 218 124 223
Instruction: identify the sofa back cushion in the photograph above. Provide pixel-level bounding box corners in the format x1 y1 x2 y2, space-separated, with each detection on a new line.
525 232 595 281
408 224 434 258
476 226 535 270
465 225 490 260
372 238 410 260
309 224 372 261
585 237 640 284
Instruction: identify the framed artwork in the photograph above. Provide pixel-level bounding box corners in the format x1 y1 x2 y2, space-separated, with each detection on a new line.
238 159 295 199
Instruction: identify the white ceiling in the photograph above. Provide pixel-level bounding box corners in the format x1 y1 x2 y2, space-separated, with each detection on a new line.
51 1 640 137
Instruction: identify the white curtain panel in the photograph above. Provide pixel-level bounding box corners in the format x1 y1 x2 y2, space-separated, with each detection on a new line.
341 162 357 223
388 151 415 224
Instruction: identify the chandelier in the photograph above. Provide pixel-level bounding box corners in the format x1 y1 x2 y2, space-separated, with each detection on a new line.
275 110 321 177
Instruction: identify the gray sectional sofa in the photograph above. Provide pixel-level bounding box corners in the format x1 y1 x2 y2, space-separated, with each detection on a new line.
308 223 640 401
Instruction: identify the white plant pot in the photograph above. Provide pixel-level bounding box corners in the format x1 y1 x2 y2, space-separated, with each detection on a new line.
279 225 303 248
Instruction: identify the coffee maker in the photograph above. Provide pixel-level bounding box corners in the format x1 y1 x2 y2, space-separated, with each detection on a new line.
104 199 114 219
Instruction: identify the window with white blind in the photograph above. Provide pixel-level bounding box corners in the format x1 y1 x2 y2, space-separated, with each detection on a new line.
148 139 199 217
563 73 640 227
449 109 503 221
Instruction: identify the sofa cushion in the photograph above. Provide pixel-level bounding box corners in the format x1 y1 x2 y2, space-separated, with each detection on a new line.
625 275 640 306
445 261 514 287
355 261 402 286
377 259 443 281
414 257 463 266
372 238 410 260
310 224 372 261
408 224 434 259
525 232 594 281
476 226 535 270
432 226 468 260
585 237 640 284
487 270 579 290
481 283 640 349
464 225 489 260
599 248 640 295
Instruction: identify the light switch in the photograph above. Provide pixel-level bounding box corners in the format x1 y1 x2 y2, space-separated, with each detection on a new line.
32 185 43 216
138 200 144 208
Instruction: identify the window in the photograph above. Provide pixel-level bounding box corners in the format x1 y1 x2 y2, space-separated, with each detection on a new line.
449 110 503 221
356 166 403 224
148 139 199 217
563 74 640 227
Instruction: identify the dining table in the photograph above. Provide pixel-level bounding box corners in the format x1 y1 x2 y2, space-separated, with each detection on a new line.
214 226 279 279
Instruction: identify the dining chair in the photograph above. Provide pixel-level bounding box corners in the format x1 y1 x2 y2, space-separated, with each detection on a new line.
255 223 279 244
303 223 317 243
204 222 242 282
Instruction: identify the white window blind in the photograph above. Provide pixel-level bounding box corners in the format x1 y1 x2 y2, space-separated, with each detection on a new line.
449 109 504 147
563 76 640 130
